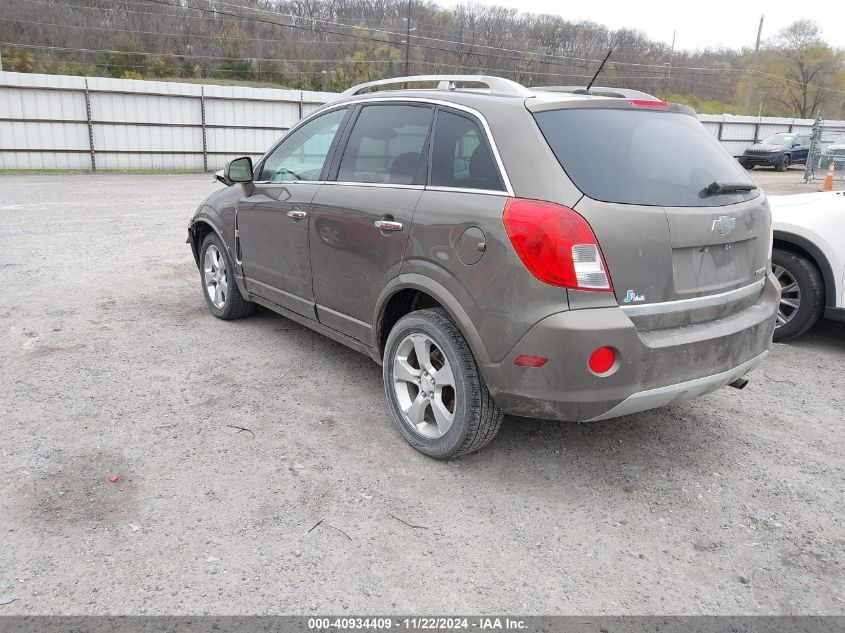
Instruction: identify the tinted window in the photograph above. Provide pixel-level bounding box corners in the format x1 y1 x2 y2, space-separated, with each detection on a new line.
259 108 346 182
534 108 758 207
337 105 432 185
430 110 504 191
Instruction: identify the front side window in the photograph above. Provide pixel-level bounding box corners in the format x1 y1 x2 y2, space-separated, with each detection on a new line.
430 110 504 191
259 108 346 182
337 105 433 185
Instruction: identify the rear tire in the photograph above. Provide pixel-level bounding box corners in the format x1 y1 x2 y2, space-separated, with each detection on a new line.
775 154 791 172
383 308 504 459
772 248 824 341
199 232 255 320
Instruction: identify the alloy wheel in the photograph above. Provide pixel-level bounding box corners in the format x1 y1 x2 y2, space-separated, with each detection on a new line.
392 333 457 439
203 244 228 309
773 264 801 328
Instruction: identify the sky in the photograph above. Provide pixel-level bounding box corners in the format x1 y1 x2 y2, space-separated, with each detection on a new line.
436 0 844 51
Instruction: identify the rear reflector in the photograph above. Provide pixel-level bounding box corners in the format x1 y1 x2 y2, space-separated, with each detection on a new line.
514 355 549 368
503 198 613 291
628 99 669 109
588 347 616 374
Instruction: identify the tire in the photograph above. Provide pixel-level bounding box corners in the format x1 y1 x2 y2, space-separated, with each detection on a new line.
739 159 754 170
775 154 791 172
383 308 504 459
772 248 824 341
199 232 255 320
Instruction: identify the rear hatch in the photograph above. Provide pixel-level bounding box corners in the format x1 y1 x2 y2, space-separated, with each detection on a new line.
531 103 770 329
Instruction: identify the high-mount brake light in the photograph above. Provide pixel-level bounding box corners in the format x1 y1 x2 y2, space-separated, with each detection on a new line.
628 99 669 109
503 198 613 291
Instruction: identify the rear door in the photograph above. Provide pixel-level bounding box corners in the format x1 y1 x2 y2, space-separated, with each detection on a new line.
237 107 349 317
309 103 434 341
533 105 768 319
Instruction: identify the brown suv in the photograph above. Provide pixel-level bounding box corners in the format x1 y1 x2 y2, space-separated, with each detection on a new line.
188 75 779 458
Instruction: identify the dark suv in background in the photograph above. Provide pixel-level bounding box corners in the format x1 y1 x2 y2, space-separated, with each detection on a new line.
739 133 811 171
188 75 778 459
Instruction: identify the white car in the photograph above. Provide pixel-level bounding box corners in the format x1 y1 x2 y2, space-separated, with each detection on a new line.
768 191 845 340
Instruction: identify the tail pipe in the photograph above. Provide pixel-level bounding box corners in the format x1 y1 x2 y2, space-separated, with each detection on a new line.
728 377 749 390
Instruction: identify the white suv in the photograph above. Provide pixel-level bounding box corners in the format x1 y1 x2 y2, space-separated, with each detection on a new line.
769 191 845 339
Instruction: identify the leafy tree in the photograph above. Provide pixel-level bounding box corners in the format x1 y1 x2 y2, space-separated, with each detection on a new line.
754 20 844 118
3 49 35 72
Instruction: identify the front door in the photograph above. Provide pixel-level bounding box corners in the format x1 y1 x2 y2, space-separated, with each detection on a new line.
237 107 348 318
310 103 434 342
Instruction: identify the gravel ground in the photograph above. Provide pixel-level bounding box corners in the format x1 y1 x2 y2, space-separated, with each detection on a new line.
749 165 837 195
0 173 842 615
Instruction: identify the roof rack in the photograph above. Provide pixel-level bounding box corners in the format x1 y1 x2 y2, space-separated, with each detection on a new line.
532 86 659 100
339 75 533 99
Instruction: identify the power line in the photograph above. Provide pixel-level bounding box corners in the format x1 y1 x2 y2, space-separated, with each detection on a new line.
0 41 668 80
0 17 391 47
7 0 843 95
9 0 717 70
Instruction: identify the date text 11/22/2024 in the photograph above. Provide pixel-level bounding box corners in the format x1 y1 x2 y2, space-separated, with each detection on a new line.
307 617 527 630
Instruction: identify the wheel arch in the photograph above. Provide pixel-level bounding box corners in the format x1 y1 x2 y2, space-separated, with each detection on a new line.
188 209 228 268
773 230 835 308
374 275 490 366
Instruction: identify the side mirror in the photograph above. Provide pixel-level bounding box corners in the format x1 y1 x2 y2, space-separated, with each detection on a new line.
226 157 254 183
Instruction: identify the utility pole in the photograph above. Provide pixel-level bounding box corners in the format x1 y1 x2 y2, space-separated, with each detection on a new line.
665 30 676 92
404 0 412 76
744 15 765 115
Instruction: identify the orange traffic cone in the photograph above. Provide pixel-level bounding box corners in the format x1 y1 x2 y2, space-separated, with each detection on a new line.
822 160 835 191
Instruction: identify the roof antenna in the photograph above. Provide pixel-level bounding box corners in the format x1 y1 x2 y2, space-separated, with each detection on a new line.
578 49 613 94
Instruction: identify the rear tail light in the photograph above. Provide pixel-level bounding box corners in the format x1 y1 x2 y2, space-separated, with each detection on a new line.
503 197 613 291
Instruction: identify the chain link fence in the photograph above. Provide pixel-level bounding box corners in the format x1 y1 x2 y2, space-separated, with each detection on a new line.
804 114 845 183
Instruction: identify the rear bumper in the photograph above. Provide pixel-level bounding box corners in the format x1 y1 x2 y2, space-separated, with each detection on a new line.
586 351 767 421
481 274 779 421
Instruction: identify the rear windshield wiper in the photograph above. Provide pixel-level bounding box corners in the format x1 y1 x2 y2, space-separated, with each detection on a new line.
703 181 757 196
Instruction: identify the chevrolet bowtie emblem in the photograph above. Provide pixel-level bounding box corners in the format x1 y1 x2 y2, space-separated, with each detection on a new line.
711 216 736 235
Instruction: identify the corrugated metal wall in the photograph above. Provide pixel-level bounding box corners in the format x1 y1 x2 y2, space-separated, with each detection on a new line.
698 114 827 157
3 71 845 170
0 71 334 171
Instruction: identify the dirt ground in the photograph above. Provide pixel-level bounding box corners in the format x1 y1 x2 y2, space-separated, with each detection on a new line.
0 172 842 616
749 165 838 195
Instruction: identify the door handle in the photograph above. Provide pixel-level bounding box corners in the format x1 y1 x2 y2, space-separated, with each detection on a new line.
287 209 307 220
375 220 403 231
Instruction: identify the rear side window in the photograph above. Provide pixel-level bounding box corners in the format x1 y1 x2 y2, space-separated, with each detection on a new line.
337 104 432 185
534 108 758 207
430 110 504 191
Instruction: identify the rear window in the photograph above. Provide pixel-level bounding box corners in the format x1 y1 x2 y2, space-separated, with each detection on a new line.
534 108 758 207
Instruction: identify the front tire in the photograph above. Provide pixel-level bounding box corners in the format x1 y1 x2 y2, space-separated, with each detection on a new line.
739 159 754 170
383 308 504 459
772 248 824 341
199 232 255 320
775 154 791 171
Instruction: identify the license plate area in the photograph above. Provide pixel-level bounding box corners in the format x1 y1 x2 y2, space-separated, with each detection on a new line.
672 238 755 294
